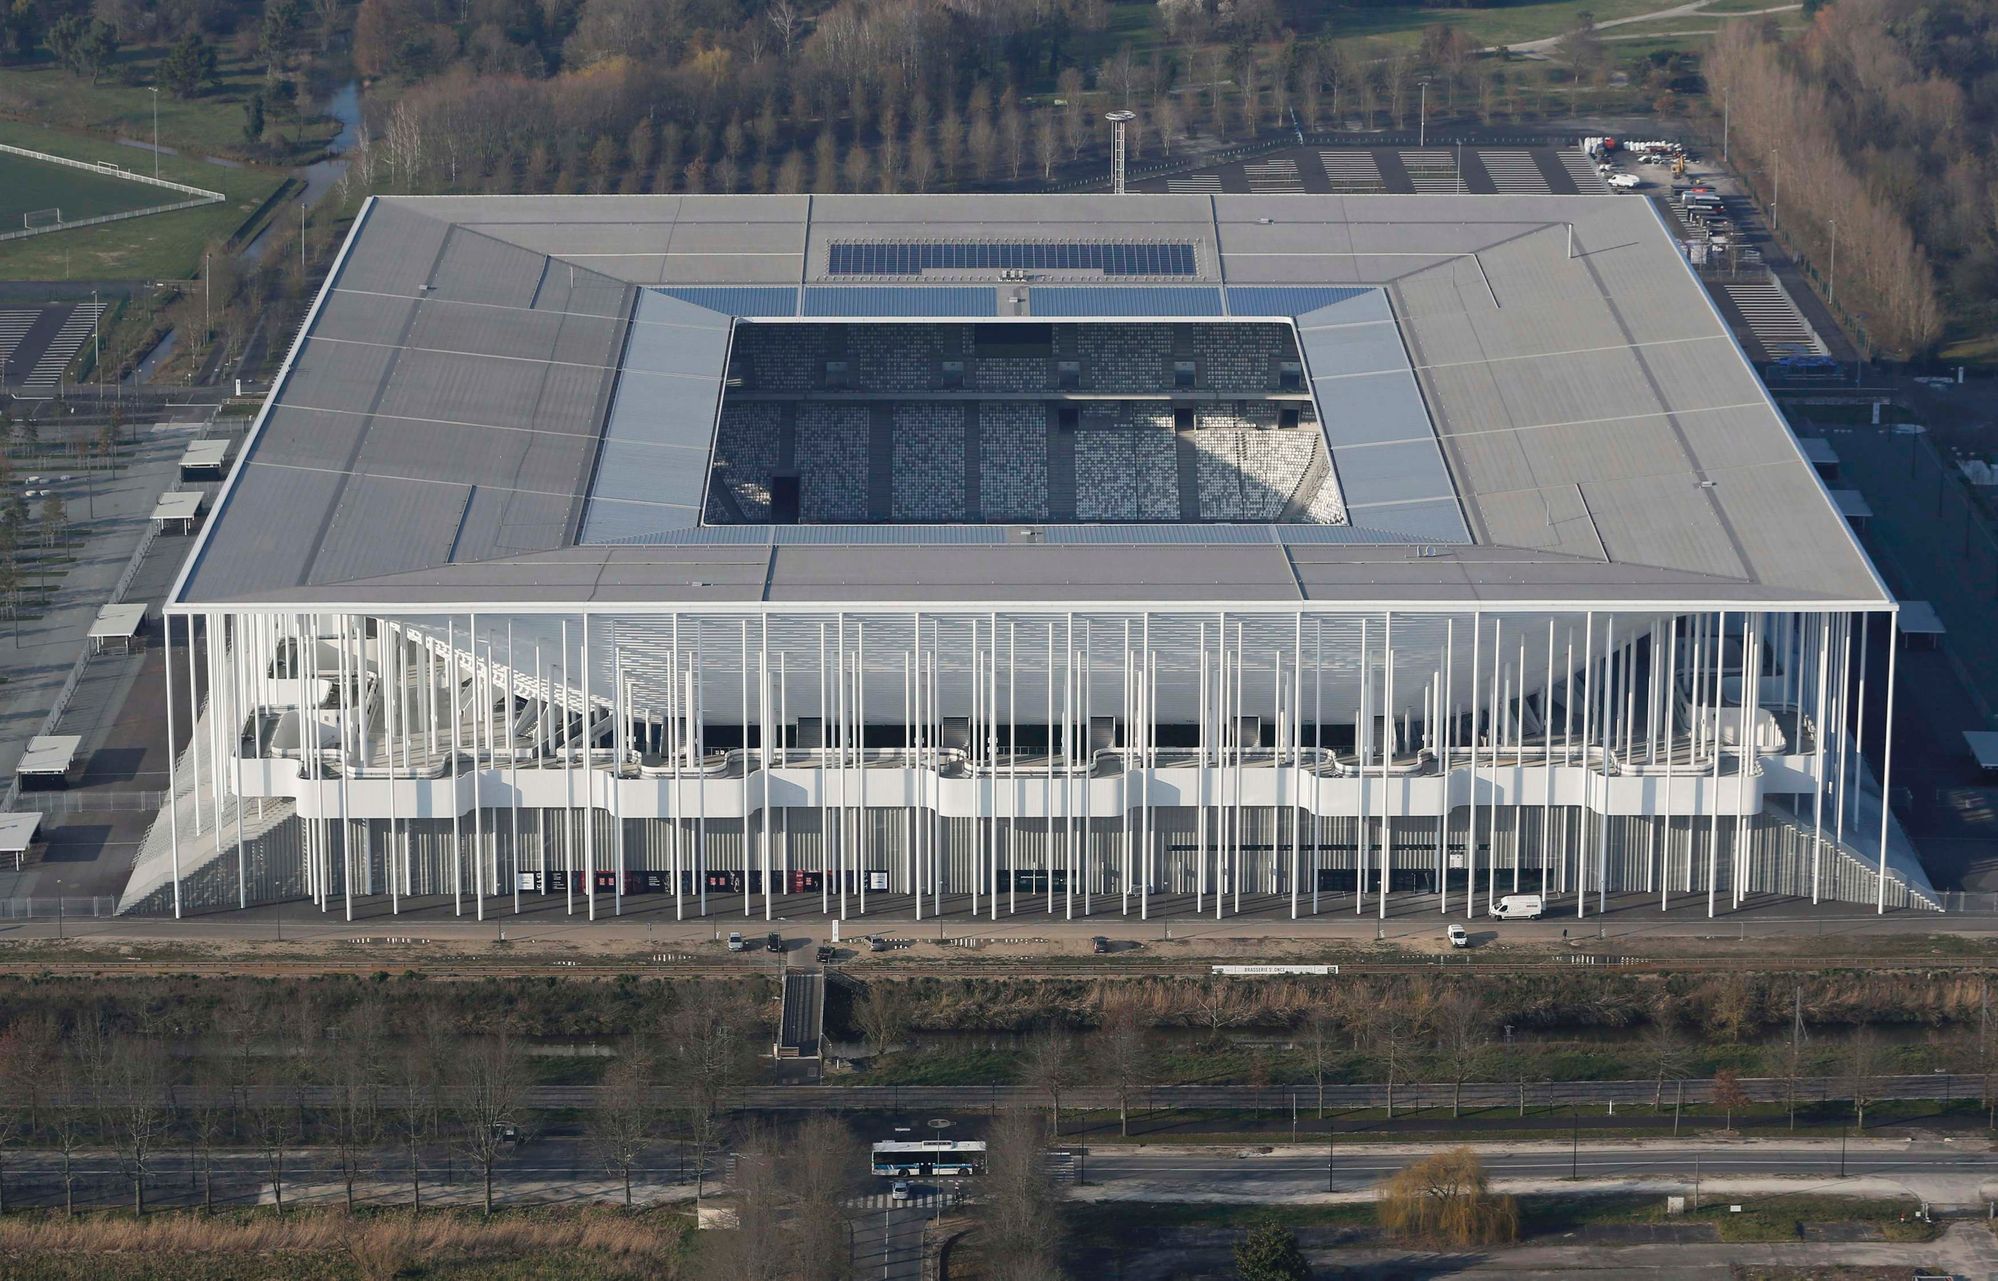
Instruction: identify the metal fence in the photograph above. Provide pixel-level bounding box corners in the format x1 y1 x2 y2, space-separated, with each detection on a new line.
10 790 167 816
0 897 117 920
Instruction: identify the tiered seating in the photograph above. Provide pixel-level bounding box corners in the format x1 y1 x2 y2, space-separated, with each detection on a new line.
852 324 939 391
978 403 1048 521
1074 410 1178 520
1304 469 1348 523
973 357 1050 392
711 403 781 520
796 404 871 521
1192 323 1288 391
891 403 966 521
1195 426 1317 520
1077 324 1173 392
734 324 821 391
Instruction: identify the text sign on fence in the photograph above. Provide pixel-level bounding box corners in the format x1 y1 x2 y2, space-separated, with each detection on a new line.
1210 964 1338 977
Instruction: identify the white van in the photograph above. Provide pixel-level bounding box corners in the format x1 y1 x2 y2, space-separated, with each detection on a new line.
1490 894 1545 920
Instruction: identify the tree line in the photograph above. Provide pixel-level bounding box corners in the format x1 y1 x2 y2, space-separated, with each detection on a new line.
1704 1 1997 357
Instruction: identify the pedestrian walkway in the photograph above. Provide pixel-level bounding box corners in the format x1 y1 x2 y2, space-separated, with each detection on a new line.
1165 174 1222 193
851 1190 947 1210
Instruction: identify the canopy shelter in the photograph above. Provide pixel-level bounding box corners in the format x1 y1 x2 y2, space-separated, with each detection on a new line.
87 602 145 654
152 491 204 534
0 812 40 870
15 735 80 784
179 439 230 481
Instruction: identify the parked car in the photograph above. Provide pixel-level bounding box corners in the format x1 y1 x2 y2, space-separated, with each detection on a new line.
890 1180 914 1201
1091 936 1112 954
1447 923 1470 948
765 932 784 953
868 935 890 953
726 931 746 952
815 944 837 963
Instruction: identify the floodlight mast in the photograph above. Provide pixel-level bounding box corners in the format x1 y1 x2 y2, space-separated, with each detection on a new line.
1106 110 1136 194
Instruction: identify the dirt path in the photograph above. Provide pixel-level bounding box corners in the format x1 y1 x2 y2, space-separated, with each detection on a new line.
1493 0 1803 54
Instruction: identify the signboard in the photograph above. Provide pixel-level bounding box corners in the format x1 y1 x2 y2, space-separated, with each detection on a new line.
868 870 890 891
1210 964 1338 977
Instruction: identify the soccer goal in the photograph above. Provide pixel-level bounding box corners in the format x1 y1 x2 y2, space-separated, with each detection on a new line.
22 208 61 230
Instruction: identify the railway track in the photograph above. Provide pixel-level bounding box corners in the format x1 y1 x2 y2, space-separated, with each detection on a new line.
0 952 1987 980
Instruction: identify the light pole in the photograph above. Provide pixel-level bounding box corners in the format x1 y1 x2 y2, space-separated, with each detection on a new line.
1417 79 1429 149
149 86 159 182
90 289 98 372
1828 218 1838 306
300 203 307 278
54 878 63 940
1771 149 1781 234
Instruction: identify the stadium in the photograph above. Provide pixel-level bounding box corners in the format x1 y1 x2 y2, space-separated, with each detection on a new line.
124 190 1932 921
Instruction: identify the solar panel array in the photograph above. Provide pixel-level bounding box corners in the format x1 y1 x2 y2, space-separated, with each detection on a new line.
828 241 1197 277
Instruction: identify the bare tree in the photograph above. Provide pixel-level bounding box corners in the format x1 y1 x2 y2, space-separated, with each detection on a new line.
588 1048 656 1206
247 1058 296 1213
662 988 758 1211
980 1110 1063 1276
1844 1027 1882 1132
1020 1029 1080 1137
453 1031 531 1216
1643 1017 1687 1109
0 1020 51 1214
1364 982 1435 1120
853 982 910 1063
1433 992 1492 1118
1300 1006 1339 1119
388 1023 442 1210
102 1034 172 1215
187 1060 233 1213
786 1115 861 1281
1094 1003 1155 1137
327 1005 386 1211
48 1031 94 1216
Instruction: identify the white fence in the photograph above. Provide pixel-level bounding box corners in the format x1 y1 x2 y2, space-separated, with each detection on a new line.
0 142 224 242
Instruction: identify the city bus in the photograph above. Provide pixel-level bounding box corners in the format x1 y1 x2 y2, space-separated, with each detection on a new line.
870 1140 987 1177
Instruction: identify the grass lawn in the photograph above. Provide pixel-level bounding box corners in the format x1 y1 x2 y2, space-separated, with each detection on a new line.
1069 1192 1935 1248
0 1204 696 1281
0 151 179 225
1313 0 1699 51
0 48 338 163
0 121 285 281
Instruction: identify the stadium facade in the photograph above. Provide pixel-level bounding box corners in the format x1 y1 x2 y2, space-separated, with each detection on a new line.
126 192 1935 920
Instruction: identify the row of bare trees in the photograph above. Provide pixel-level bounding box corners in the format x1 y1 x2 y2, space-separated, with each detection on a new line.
857 973 1998 1139
1705 18 1946 355
0 982 769 1218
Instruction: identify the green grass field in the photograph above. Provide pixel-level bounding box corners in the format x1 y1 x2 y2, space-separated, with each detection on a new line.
0 121 285 280
0 150 184 227
0 49 338 163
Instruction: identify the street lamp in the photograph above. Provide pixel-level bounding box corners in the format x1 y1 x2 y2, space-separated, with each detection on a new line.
53 877 63 940
1417 79 1429 149
1828 218 1838 307
148 86 159 182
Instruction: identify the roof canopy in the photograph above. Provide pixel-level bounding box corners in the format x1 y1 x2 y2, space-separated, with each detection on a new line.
172 193 1889 613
